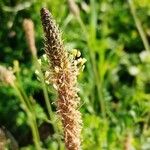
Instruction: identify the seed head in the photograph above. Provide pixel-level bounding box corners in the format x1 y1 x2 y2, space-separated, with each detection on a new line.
23 19 37 56
40 8 83 150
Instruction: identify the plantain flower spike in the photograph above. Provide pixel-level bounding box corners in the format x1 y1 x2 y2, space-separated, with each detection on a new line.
40 8 84 150
23 19 37 56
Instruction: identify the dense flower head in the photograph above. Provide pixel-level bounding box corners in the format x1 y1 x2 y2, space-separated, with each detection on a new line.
40 8 86 150
23 19 37 56
40 8 66 68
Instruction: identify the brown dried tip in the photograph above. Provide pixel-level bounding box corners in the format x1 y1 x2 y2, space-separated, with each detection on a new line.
40 8 82 150
23 19 37 56
0 65 15 86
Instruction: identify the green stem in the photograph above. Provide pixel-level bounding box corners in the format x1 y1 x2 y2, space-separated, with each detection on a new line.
28 116 41 150
76 16 106 117
13 83 30 113
14 62 34 113
12 83 42 150
18 83 34 112
128 0 150 51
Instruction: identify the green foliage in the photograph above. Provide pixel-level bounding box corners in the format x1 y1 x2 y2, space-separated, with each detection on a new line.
0 0 150 149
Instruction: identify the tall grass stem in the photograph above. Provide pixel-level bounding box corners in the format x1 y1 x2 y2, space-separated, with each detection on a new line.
12 83 42 150
128 0 150 51
76 16 106 117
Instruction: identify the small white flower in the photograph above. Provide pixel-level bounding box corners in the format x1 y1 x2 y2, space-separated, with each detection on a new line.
139 51 150 62
128 66 139 76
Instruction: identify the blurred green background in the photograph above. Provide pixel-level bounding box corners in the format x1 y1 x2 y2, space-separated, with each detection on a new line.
0 0 150 149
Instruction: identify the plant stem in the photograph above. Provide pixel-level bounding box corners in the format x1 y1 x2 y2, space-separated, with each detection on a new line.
76 16 106 117
28 116 41 150
128 0 150 51
12 83 42 150
14 61 34 112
